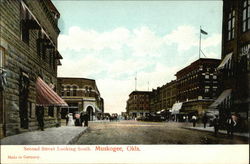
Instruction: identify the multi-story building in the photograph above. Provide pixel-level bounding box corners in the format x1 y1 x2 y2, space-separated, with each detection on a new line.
58 77 104 121
210 0 250 130
126 91 151 118
175 58 221 118
0 0 65 138
150 80 177 113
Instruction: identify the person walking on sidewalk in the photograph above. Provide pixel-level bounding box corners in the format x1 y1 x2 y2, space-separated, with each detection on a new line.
83 113 89 127
191 115 197 127
67 113 74 126
80 112 84 126
226 114 237 138
213 115 220 137
202 114 208 128
36 106 44 131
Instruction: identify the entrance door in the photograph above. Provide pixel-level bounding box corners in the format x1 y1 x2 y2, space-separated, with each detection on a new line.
86 106 94 121
19 72 29 129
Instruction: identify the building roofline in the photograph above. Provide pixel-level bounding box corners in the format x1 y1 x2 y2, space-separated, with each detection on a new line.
58 77 96 81
175 58 221 75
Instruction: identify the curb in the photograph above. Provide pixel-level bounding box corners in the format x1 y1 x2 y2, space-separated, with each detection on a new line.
183 127 249 138
67 127 89 144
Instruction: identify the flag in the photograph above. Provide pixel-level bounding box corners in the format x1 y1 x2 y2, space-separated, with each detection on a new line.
200 29 208 35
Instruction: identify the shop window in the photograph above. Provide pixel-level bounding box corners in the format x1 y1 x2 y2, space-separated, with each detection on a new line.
48 106 54 117
242 0 250 32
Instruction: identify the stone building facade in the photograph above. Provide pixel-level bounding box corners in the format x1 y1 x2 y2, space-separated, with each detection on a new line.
0 0 64 138
211 0 250 130
58 77 104 121
126 91 151 118
175 58 221 117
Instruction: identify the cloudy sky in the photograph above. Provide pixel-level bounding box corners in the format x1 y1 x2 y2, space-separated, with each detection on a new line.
52 0 223 114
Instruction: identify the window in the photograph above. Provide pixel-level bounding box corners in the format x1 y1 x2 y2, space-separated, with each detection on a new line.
66 86 70 96
20 2 30 44
242 0 250 32
239 44 250 72
213 75 217 79
61 86 64 96
48 106 54 117
227 8 235 40
205 75 209 79
0 48 3 68
72 86 77 96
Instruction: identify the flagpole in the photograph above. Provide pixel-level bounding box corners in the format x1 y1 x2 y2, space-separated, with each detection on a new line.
199 26 201 59
135 72 137 91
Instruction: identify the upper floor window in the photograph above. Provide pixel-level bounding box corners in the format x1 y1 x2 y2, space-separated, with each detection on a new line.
227 8 235 41
66 86 70 96
61 86 64 96
242 0 250 32
72 86 77 96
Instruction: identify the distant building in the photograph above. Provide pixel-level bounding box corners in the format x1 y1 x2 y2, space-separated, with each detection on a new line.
58 77 104 121
126 91 151 118
210 0 250 130
175 58 221 118
150 80 177 113
0 0 65 138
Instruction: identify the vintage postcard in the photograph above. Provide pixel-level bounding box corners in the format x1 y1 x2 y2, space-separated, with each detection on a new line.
0 0 249 163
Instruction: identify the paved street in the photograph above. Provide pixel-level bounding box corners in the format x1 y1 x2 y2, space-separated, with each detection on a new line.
76 120 248 144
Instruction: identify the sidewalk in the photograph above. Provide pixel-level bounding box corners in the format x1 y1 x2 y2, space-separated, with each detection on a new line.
0 126 88 145
184 124 249 138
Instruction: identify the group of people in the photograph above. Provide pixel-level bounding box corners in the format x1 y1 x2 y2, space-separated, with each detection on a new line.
191 113 238 138
66 112 89 127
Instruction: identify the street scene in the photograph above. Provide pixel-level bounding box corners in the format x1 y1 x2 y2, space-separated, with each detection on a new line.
76 121 248 145
0 0 249 163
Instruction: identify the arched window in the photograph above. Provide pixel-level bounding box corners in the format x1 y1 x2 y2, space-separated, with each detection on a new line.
72 86 77 96
61 86 64 96
66 86 70 96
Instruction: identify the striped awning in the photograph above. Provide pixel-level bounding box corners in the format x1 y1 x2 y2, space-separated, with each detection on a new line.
36 77 68 107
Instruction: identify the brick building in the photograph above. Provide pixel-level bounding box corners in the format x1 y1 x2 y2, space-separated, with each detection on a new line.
0 0 65 138
58 77 104 121
175 58 221 118
150 80 177 113
210 0 250 130
126 91 151 118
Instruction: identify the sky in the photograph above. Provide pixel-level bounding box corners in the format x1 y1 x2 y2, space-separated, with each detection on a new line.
52 0 223 114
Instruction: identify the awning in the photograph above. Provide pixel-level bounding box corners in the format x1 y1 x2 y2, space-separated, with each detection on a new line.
95 107 102 113
209 89 232 109
217 52 232 70
36 77 68 107
171 102 183 114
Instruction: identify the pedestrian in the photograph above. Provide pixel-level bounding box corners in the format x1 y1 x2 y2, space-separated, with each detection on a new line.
80 112 84 126
191 115 197 127
67 113 74 126
202 114 208 128
83 113 89 127
36 106 44 131
65 112 69 126
213 115 220 137
74 112 81 126
226 114 237 138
